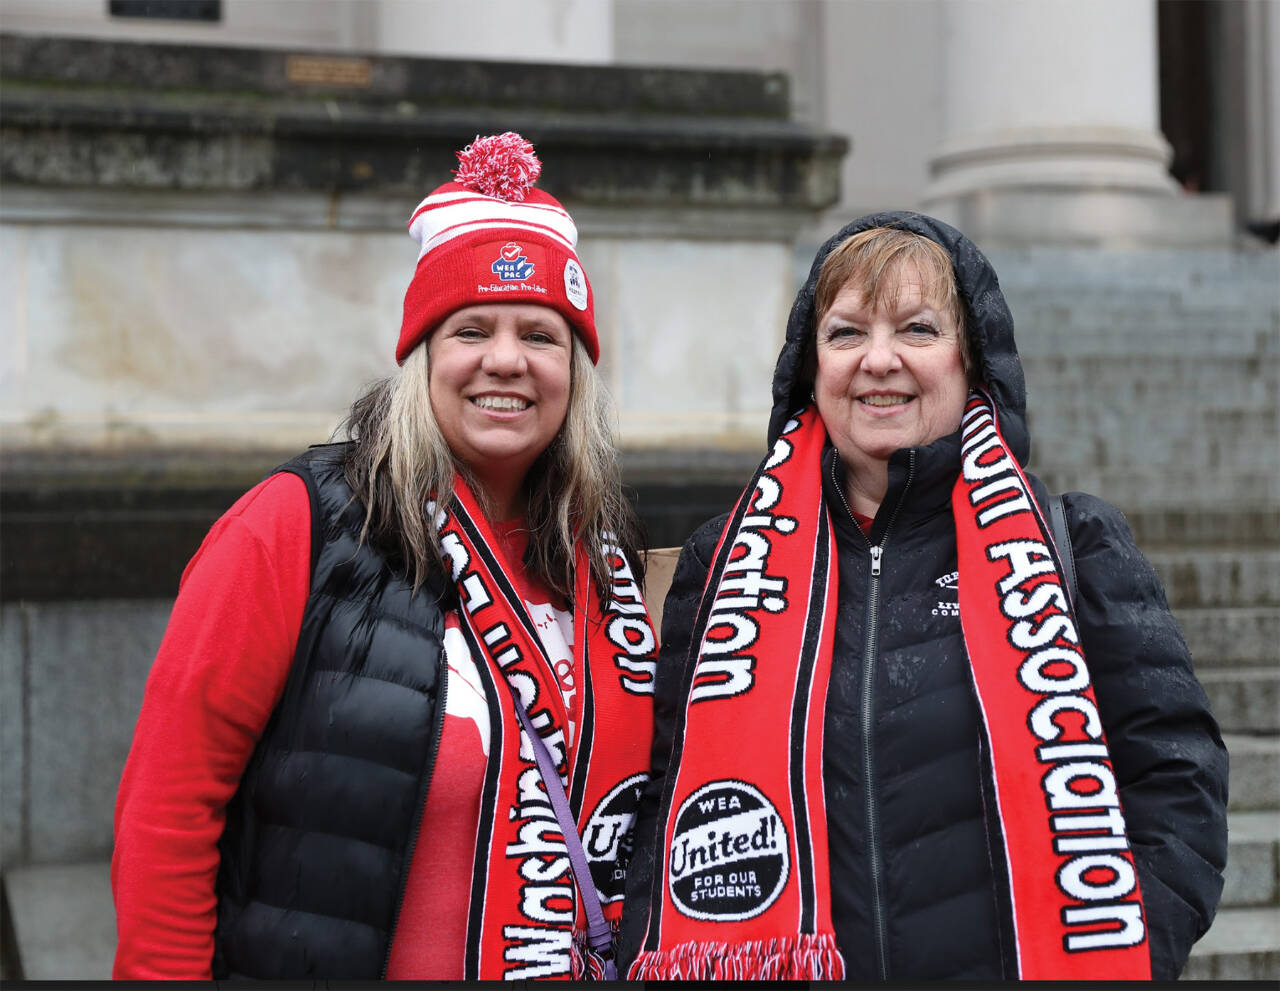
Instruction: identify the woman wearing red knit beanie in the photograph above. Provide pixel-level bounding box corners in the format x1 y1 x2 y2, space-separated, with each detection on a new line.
112 133 655 980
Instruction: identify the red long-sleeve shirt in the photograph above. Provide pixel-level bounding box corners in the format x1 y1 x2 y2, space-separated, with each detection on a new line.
112 472 563 978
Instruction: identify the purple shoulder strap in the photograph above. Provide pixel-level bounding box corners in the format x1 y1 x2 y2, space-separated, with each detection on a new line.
510 698 618 980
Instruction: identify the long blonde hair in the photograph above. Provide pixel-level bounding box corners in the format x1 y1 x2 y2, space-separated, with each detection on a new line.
340 337 643 604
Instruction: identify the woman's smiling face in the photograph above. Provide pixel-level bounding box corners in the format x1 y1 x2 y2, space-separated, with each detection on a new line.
814 260 969 482
428 303 572 513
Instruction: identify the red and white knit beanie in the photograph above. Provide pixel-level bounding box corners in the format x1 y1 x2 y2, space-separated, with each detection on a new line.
397 132 598 364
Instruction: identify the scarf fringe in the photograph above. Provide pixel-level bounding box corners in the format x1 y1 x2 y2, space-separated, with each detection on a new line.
629 932 845 981
570 920 618 980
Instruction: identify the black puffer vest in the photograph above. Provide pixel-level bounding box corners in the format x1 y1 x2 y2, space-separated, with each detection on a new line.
213 444 452 978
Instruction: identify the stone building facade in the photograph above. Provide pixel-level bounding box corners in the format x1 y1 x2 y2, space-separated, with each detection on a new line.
1 0 1277 979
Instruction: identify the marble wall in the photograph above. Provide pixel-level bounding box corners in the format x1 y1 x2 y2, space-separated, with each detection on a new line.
1 222 792 454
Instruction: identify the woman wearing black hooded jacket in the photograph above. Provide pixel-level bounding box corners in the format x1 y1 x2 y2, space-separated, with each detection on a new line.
619 212 1227 981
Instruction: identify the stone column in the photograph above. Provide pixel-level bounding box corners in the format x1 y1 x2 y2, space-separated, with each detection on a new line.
1241 0 1280 227
921 0 1230 247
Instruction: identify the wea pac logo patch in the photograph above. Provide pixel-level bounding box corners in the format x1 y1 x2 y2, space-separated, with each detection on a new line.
492 241 535 281
668 779 789 921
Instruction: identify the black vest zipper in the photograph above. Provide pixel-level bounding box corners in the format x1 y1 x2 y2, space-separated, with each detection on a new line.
831 451 915 980
380 655 450 977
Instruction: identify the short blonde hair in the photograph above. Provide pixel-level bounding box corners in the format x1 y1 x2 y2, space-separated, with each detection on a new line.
814 227 973 378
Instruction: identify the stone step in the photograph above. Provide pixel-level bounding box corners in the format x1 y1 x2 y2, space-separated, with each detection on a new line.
1226 734 1280 812
1176 606 1280 668
1031 467 1279 514
1149 547 1280 608
1182 906 1280 980
1223 810 1280 908
3 861 114 980
1201 670 1280 734
1122 508 1280 549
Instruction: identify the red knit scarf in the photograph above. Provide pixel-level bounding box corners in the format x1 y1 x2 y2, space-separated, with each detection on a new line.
630 395 1150 979
953 391 1149 978
437 480 656 980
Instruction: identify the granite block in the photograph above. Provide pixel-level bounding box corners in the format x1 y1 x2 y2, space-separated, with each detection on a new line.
1183 906 1280 980
1225 735 1280 812
1222 811 1280 908
25 600 170 862
605 237 790 445
1 604 27 866
1174 607 1280 668
1201 670 1280 734
1149 551 1280 609
4 861 114 979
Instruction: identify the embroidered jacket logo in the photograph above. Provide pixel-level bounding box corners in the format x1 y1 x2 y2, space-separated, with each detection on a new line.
492 241 535 281
933 570 959 617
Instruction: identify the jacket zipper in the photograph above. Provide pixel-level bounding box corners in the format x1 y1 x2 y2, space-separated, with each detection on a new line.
381 653 450 977
831 451 915 980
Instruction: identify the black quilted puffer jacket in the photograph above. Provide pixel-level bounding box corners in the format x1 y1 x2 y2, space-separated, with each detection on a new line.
619 212 1228 980
214 444 453 978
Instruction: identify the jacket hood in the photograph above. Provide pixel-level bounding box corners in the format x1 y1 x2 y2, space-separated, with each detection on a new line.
767 211 1028 463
